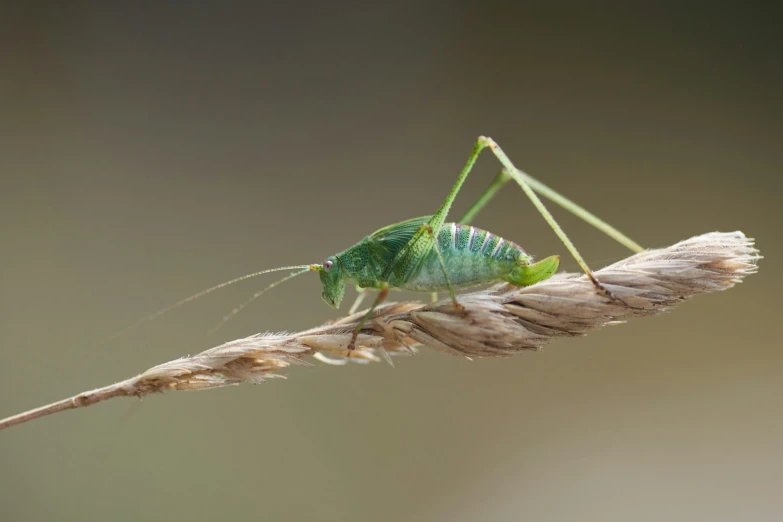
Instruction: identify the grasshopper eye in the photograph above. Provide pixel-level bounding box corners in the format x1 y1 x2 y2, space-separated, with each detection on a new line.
323 259 334 272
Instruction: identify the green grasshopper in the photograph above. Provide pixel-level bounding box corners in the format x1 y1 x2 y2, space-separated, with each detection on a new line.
130 137 643 352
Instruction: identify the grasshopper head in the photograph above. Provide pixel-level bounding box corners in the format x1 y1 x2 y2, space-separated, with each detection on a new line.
319 256 345 309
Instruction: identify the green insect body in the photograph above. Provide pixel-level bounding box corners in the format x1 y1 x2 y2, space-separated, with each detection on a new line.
125 136 643 352
320 216 560 309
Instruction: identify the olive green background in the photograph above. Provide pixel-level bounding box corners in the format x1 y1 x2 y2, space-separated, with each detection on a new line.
2 3 781 521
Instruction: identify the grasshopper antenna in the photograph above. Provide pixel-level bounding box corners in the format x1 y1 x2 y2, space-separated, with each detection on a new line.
104 264 318 342
207 267 313 336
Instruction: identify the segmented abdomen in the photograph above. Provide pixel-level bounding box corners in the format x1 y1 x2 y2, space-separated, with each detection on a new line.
400 223 529 291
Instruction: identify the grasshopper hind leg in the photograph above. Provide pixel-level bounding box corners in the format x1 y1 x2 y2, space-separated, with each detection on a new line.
479 137 628 305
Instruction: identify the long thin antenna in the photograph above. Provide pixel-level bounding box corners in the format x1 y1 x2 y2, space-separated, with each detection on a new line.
207 267 311 335
105 265 316 341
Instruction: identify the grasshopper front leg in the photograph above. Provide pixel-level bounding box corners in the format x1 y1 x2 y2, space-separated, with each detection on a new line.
348 287 369 316
347 283 389 353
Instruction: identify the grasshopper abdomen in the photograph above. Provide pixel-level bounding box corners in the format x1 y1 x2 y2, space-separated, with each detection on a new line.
399 223 530 291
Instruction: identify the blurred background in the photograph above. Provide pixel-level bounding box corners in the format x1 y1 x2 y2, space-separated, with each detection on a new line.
1 3 781 521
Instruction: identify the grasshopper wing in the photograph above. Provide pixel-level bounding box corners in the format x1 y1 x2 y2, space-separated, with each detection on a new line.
368 216 431 260
365 216 436 283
